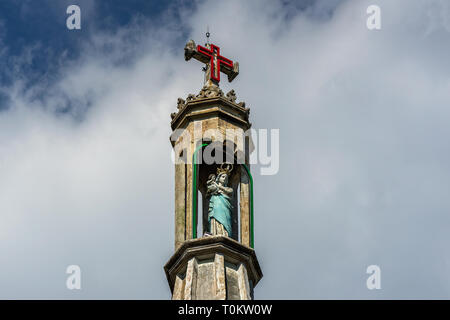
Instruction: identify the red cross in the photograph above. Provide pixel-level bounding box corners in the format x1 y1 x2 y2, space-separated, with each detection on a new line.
197 44 233 83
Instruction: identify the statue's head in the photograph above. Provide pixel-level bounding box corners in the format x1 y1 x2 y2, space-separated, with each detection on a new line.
217 173 228 186
216 163 233 186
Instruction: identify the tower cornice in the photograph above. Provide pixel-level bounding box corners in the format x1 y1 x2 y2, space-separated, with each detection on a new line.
171 95 250 130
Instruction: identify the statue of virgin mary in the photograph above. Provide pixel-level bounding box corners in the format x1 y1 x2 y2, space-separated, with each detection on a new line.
206 164 233 237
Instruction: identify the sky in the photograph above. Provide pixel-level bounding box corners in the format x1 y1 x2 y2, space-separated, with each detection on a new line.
0 0 450 299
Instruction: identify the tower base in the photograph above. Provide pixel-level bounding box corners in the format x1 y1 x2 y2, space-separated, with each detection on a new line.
164 236 262 300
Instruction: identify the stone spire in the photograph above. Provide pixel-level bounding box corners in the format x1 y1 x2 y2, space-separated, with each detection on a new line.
164 39 262 300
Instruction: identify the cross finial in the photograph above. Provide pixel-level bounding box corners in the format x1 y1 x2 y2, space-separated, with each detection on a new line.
184 39 239 85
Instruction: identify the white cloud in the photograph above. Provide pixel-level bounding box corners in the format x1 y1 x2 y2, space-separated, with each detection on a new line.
1 0 450 298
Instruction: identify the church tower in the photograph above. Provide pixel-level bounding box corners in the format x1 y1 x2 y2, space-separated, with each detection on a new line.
164 38 263 300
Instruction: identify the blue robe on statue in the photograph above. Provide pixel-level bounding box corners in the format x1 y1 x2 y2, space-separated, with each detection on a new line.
208 192 232 236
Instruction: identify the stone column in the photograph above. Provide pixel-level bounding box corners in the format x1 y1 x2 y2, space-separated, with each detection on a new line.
240 166 251 247
174 163 186 250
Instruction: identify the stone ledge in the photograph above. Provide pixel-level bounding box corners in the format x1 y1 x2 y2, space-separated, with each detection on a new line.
164 236 263 293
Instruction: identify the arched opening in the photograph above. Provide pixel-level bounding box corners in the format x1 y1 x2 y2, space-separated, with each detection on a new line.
192 141 254 248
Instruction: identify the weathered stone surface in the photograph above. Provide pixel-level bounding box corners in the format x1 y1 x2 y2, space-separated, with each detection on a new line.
225 263 240 300
237 263 251 300
172 274 185 300
175 163 186 250
183 258 198 300
239 166 251 247
196 259 215 300
214 253 226 299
